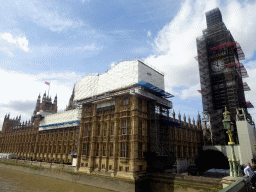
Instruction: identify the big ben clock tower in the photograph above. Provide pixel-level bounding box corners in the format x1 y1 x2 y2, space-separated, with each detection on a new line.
196 8 253 145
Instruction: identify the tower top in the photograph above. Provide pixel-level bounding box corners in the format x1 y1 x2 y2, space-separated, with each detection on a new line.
205 7 222 28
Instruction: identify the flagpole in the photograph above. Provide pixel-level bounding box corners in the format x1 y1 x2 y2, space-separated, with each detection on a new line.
45 82 50 96
48 84 50 97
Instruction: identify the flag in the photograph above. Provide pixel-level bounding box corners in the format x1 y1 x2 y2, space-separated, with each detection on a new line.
45 81 50 85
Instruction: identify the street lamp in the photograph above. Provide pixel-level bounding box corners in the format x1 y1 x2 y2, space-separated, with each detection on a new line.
223 107 240 177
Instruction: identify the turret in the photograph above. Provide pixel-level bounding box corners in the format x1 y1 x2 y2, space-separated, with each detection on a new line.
178 112 181 124
54 94 57 104
65 86 77 111
188 116 191 127
53 94 57 113
197 112 202 129
172 109 175 121
183 113 186 126
37 94 41 102
33 94 41 116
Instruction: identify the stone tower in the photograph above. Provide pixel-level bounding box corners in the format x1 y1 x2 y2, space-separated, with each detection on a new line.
196 8 253 145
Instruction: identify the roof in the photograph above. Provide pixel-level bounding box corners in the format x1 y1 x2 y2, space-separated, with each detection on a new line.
74 60 165 101
39 108 81 131
137 81 174 98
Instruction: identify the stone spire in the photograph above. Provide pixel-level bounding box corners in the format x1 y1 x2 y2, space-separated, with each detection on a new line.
172 109 176 121
178 112 181 124
65 86 77 111
183 113 186 126
197 111 202 129
54 94 57 104
188 116 191 127
33 94 41 116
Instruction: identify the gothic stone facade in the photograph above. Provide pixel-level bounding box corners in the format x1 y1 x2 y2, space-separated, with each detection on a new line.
76 88 202 179
0 92 202 180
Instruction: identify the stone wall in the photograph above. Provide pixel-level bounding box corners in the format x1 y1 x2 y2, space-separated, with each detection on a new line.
0 159 134 192
0 158 224 192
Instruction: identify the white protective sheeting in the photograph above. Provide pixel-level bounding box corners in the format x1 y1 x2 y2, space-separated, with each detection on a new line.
74 60 164 101
39 108 81 131
97 100 115 108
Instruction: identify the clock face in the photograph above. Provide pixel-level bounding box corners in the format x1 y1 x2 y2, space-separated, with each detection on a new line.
212 60 225 72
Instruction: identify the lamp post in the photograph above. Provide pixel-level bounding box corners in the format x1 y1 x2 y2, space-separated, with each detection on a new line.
223 107 240 177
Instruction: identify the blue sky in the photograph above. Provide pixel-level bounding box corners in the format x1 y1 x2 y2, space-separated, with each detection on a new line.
1 0 256 129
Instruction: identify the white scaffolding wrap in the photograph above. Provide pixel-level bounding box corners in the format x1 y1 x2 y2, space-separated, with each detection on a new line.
74 60 164 101
39 109 82 131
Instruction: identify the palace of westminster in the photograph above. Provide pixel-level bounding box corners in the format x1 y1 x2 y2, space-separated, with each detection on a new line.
0 8 254 180
0 60 202 179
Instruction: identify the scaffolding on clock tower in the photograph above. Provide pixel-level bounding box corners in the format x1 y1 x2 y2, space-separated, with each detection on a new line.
196 7 254 145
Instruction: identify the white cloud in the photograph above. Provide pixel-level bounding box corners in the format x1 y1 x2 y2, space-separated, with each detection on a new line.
145 0 256 102
0 32 30 56
223 1 256 60
147 31 151 37
6 0 84 32
109 62 116 68
180 83 201 100
1 33 17 44
39 43 102 58
0 68 83 130
243 60 256 120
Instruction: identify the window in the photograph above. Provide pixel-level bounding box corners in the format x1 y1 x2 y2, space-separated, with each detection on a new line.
98 124 101 136
139 165 143 172
102 164 105 169
104 123 107 136
138 120 142 137
119 166 123 171
138 142 142 158
121 119 129 135
82 143 89 156
110 143 113 156
125 167 129 172
85 124 91 137
121 143 128 157
123 98 129 106
162 108 168 116
111 123 114 135
103 143 106 156
109 165 112 170
155 105 160 114
96 143 99 156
